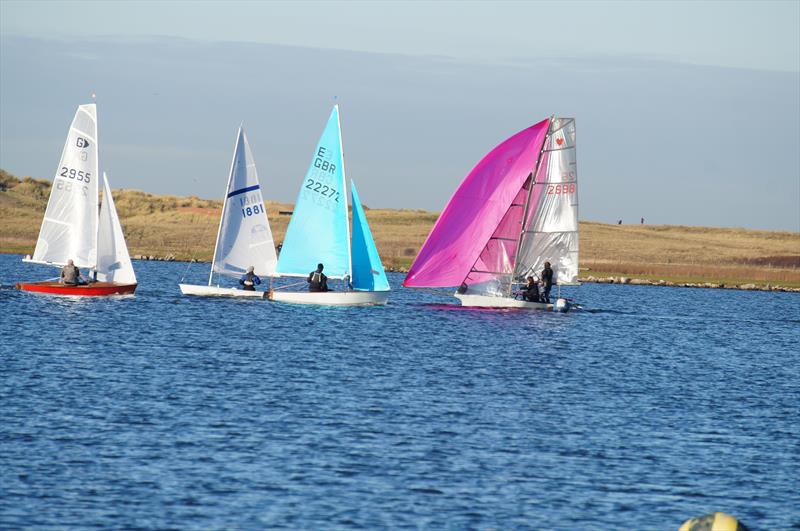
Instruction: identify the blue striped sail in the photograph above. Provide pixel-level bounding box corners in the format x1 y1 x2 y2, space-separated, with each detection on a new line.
277 106 351 278
350 181 390 292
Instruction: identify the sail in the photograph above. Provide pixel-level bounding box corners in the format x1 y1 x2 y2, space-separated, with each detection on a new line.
30 104 99 268
402 119 550 288
515 118 579 284
350 181 390 292
211 127 277 278
276 105 351 278
96 173 137 284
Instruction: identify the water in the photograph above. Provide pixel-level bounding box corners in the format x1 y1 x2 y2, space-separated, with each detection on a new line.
1 254 798 530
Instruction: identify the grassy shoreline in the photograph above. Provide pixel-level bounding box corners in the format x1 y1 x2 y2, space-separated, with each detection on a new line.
3 171 798 291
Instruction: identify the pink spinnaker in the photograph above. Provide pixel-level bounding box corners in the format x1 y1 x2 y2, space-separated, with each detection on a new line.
403 118 550 288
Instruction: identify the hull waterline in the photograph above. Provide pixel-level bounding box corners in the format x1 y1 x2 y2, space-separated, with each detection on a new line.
268 290 389 306
178 284 266 298
17 281 137 297
454 292 558 311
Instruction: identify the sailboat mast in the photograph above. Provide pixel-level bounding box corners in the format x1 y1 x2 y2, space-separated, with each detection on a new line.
507 116 553 296
208 126 241 286
336 105 352 281
93 104 101 272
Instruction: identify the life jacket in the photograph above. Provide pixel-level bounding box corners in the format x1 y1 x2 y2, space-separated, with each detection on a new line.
243 272 255 286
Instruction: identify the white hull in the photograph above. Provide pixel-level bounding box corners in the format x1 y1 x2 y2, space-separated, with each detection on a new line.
455 293 555 310
268 290 389 306
179 284 266 298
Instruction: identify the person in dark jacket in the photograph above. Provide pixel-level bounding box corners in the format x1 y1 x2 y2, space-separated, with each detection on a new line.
239 265 261 291
521 276 540 302
60 259 86 285
541 261 554 303
307 263 328 292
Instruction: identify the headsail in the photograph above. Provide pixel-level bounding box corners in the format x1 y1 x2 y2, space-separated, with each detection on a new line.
96 172 136 284
210 127 278 279
402 119 550 288
350 181 389 292
276 105 351 279
515 118 579 284
30 104 99 268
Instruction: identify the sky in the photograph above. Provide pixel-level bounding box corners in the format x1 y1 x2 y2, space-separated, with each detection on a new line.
1 0 798 231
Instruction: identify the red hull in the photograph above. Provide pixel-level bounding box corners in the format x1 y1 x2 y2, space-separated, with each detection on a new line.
17 281 137 297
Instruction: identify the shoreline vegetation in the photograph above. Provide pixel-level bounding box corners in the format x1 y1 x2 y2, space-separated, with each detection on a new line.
3 170 799 292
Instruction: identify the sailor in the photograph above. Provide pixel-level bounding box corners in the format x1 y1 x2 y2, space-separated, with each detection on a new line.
307 263 329 292
239 265 261 291
60 259 86 286
540 261 554 303
521 276 540 302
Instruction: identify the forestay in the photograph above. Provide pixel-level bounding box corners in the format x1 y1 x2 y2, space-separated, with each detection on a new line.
402 119 550 288
96 172 136 284
515 118 579 284
31 104 99 268
276 105 351 279
211 127 277 278
350 181 389 291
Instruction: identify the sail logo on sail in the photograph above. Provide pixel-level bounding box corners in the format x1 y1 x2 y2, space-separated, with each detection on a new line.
76 137 90 148
313 146 336 174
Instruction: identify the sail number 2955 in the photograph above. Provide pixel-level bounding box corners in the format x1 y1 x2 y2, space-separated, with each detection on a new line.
59 167 91 183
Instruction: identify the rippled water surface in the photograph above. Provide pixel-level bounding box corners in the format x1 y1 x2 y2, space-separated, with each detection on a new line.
1 254 799 530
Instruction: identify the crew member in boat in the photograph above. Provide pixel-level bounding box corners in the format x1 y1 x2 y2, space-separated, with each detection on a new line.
521 276 540 302
308 263 329 292
239 266 261 291
541 261 554 303
60 259 87 286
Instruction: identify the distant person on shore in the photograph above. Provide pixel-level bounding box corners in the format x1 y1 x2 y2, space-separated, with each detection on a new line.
641 217 645 225
308 263 329 292
239 266 261 291
541 262 554 303
521 276 540 302
60 259 86 286
618 219 622 225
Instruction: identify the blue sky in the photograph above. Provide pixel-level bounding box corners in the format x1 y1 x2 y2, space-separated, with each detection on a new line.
1 0 798 230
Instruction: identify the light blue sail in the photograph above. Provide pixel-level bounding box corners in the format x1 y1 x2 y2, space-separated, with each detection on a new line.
276 106 351 278
350 181 390 292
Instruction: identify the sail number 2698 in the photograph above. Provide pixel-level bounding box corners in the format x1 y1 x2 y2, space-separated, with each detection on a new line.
547 183 576 195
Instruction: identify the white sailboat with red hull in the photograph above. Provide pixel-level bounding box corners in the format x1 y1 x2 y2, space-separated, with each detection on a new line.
18 103 138 297
403 117 579 311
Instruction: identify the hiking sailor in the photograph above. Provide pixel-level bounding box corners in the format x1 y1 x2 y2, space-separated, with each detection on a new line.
60 259 87 286
307 263 329 292
239 266 261 291
540 261 554 303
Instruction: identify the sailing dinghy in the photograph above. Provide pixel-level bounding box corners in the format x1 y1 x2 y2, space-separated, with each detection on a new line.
403 117 579 311
17 103 138 297
269 105 390 306
179 126 277 298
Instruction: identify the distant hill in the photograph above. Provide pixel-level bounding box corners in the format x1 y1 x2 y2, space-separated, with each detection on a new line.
2 169 798 287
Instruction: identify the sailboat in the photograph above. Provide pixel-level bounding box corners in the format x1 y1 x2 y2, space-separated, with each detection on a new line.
403 117 579 311
17 103 138 296
179 126 277 298
268 105 390 306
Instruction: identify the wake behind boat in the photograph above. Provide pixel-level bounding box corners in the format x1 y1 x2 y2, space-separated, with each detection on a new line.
268 105 389 306
179 126 277 298
17 103 138 297
403 117 579 312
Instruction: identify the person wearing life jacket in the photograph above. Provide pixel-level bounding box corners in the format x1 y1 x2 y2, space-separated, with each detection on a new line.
239 265 261 291
60 259 86 286
540 261 554 303
307 263 329 292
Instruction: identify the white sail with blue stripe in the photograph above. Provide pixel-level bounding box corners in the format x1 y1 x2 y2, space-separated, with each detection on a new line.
350 181 389 292
211 126 277 279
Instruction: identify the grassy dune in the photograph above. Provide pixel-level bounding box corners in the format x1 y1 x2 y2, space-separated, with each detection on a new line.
2 170 798 287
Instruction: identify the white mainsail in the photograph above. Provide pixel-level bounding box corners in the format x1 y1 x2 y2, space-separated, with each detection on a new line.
515 117 579 284
210 127 277 280
96 172 137 284
30 104 99 268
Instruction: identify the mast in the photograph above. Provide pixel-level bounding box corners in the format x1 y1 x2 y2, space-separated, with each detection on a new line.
208 125 241 286
93 102 100 272
506 116 553 296
336 104 352 282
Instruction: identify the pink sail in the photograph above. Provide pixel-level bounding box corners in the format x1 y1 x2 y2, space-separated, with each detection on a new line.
403 118 550 288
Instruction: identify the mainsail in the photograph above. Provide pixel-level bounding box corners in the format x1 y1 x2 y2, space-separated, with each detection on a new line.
210 126 278 280
514 118 579 284
96 172 137 284
402 119 550 288
30 104 99 268
276 105 351 279
350 181 389 292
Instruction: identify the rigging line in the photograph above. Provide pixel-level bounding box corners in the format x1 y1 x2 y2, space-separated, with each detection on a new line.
269 280 307 291
179 209 217 283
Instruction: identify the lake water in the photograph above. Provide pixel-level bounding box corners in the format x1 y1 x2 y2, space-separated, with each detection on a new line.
1 254 798 530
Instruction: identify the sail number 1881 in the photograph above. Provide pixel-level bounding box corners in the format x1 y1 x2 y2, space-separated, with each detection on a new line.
242 204 264 218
